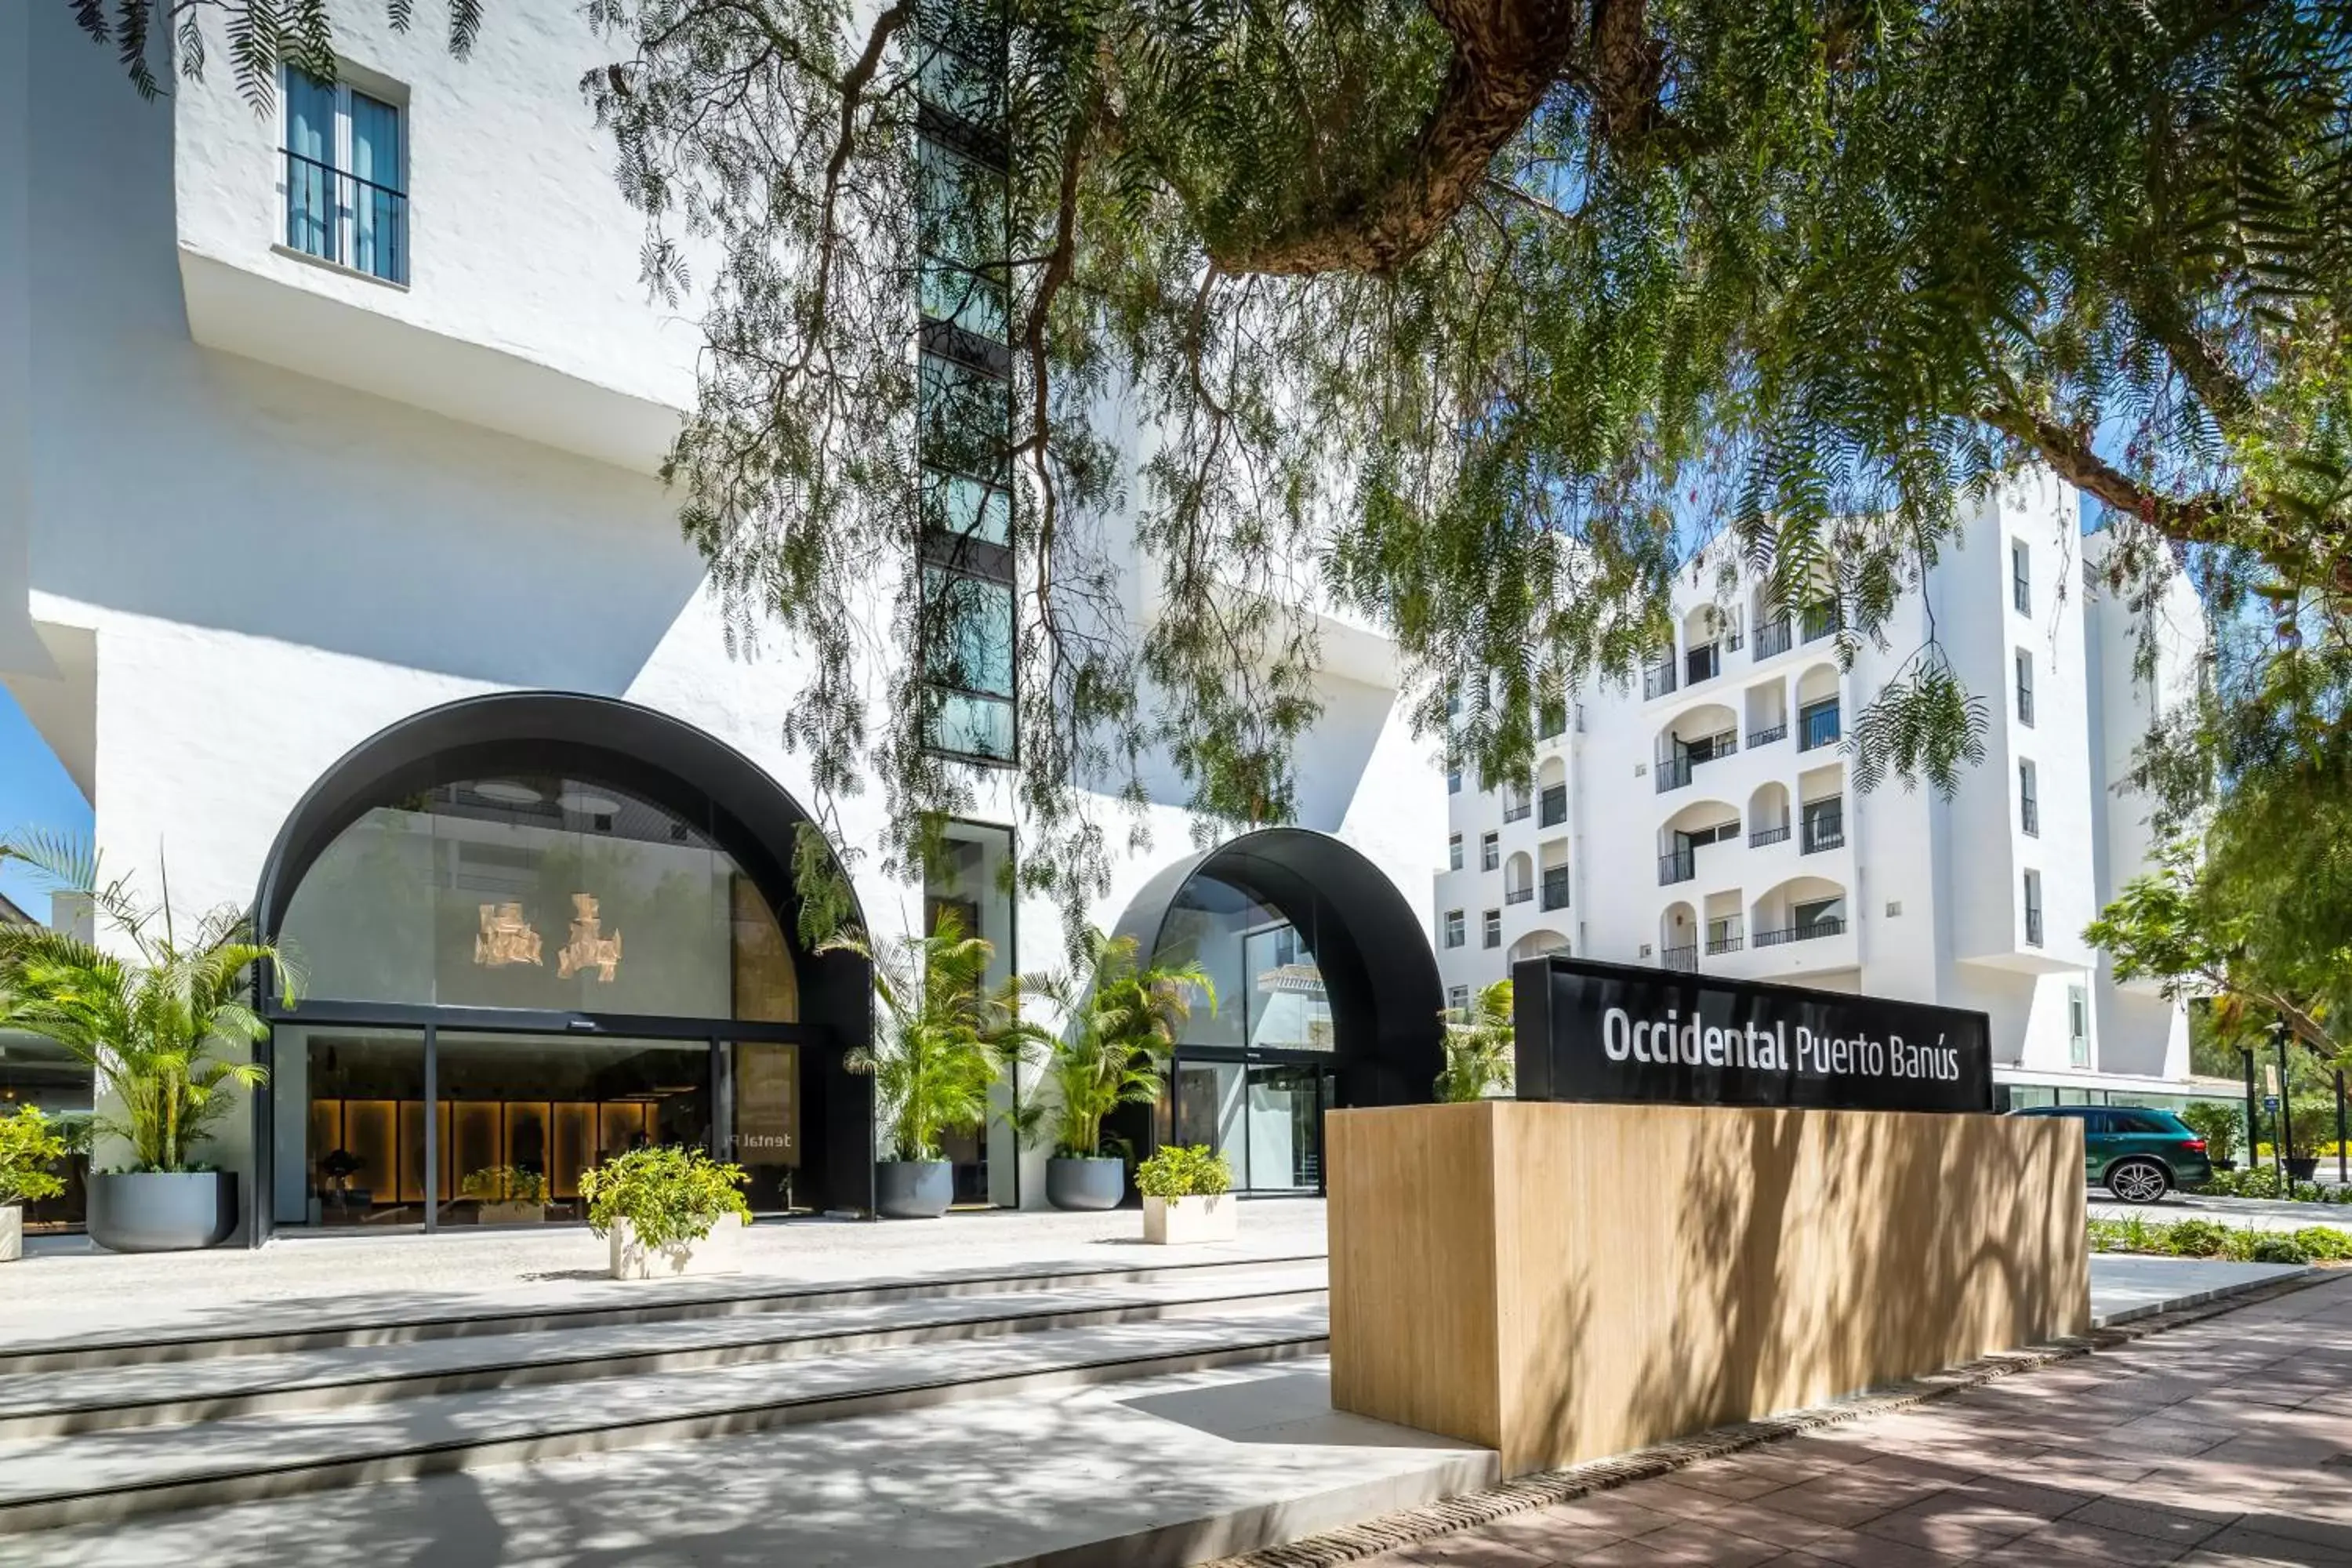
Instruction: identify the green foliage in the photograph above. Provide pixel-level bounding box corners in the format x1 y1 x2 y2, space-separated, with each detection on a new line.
2194 1166 2352 1203
1436 978 1514 1103
579 1144 751 1250
1134 1144 1232 1199
0 833 299 1172
460 1165 550 1205
823 909 1015 1163
0 1107 69 1208
1022 927 1214 1159
2086 1214 2351 1264
71 2 484 107
2176 1102 2244 1165
90 2 2352 942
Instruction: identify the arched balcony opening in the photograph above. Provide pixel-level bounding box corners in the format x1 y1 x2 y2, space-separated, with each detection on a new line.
1659 797 1739 887
1509 927 1570 964
1536 840 1571 913
1795 664 1842 753
1703 888 1747 956
1504 849 1536 906
1751 875 1849 949
1747 781 1792 848
1536 755 1569 829
1744 678 1790 748
1660 902 1699 971
1654 701 1739 793
1681 604 1744 687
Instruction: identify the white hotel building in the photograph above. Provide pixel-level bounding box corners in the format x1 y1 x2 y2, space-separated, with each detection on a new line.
1436 478 2213 1108
0 0 1450 1237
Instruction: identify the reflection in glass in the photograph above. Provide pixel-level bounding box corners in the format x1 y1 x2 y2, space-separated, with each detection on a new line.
731 1041 802 1213
272 1028 427 1228
1247 1064 1323 1191
278 777 798 1018
1174 1060 1247 1189
434 1033 712 1226
1153 874 1331 1054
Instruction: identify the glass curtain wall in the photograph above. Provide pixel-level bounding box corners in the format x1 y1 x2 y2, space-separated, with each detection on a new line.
924 821 1016 1205
270 775 802 1230
1154 873 1335 1193
914 0 1017 764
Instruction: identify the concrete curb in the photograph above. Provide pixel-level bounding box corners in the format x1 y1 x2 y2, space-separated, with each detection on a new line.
2090 1264 2320 1328
1205 1269 2342 1568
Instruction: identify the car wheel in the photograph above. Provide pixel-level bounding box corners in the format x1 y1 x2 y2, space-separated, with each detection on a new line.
2107 1159 2170 1204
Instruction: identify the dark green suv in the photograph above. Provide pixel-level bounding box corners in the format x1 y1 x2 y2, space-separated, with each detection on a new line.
2008 1105 2212 1203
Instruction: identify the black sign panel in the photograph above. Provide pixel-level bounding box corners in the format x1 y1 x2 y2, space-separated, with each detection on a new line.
1512 955 1994 1114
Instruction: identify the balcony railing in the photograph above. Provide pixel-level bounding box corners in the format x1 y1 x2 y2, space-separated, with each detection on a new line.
1655 756 1693 793
1686 644 1722 686
1541 868 1570 910
1755 916 1846 947
1661 943 1699 973
1538 784 1568 828
1705 922 1745 956
1802 808 1846 854
1755 618 1792 659
1747 721 1788 748
1659 849 1697 886
1505 885 1534 905
1798 705 1842 752
1643 660 1679 700
1502 797 1532 822
1802 604 1839 644
1688 729 1738 765
1749 823 1791 848
283 148 408 284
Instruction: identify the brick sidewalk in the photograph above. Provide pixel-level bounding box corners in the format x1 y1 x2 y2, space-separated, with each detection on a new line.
1366 1275 2352 1567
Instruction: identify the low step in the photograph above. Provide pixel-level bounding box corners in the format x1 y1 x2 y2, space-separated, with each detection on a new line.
0 1266 1329 1438
0 1305 1332 1536
0 1251 1327 1373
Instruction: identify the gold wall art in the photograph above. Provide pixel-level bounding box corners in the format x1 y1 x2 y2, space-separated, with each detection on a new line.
474 902 543 968
558 893 622 982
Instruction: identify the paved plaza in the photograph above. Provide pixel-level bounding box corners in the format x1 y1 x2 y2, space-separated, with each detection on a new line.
1358 1274 2352 1568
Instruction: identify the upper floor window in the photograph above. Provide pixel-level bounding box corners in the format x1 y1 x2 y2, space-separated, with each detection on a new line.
283 67 408 285
1447 984 1470 1014
1447 766 1463 795
1481 909 1502 949
2019 759 2039 837
1447 833 1463 873
2015 649 2035 728
2011 541 2031 615
2023 869 2044 947
1443 909 1465 949
1479 832 1500 872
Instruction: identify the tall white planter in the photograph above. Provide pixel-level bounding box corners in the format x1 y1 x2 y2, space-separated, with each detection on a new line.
1143 1193 1237 1245
0 1205 21 1263
608 1211 746 1280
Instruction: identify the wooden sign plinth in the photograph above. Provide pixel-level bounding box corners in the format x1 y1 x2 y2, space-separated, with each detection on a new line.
1327 1101 2088 1475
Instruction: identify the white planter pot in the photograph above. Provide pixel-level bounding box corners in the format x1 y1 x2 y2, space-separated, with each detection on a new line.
1143 1193 1237 1245
0 1205 20 1263
479 1202 546 1226
607 1211 746 1280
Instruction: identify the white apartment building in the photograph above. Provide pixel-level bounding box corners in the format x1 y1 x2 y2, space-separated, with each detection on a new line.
0 1 1448 1236
1435 475 2211 1107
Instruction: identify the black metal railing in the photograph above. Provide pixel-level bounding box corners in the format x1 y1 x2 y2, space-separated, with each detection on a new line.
1643 659 1678 699
2021 796 2039 835
1541 867 1570 910
1802 604 1839 644
1755 916 1846 947
1506 885 1534 905
1688 728 1738 765
1755 618 1792 659
1798 704 1842 752
283 148 408 283
1686 644 1722 686
1655 756 1693 793
1749 823 1791 848
1706 923 1745 956
1502 796 1532 822
1747 721 1788 748
1538 784 1567 828
1660 849 1696 886
1802 807 1846 854
1661 943 1699 972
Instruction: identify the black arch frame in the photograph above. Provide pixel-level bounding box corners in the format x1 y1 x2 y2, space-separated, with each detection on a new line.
1107 827 1444 1178
246 691 875 1242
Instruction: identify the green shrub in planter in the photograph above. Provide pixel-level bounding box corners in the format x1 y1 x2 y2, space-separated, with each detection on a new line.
0 1107 68 1210
461 1165 550 1205
2292 1226 2352 1262
1135 1145 1233 1200
2159 1218 2232 1258
2247 1232 2311 1265
579 1146 750 1252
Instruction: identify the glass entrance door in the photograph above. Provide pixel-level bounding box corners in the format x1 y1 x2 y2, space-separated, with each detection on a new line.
730 1040 804 1214
1171 1057 1330 1194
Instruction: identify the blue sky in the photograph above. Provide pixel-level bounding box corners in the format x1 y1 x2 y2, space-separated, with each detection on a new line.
0 687 89 920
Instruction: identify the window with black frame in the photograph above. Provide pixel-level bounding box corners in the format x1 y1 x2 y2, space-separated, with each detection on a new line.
915 2 1016 764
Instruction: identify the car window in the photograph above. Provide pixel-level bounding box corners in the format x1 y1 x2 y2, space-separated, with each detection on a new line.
2114 1110 2181 1134
2079 1109 2114 1134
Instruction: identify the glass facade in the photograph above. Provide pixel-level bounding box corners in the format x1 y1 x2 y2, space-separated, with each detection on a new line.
1156 873 1336 1193
269 774 806 1231
914 0 1017 764
923 820 1017 1206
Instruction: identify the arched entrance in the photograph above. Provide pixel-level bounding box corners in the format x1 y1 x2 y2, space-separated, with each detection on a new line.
249 691 871 1240
1109 829 1443 1196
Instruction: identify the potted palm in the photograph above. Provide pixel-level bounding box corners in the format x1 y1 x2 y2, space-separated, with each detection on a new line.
1436 978 1515 1102
1029 927 1214 1211
0 1106 69 1262
580 1145 751 1279
1137 1144 1236 1243
0 834 299 1252
823 910 1007 1218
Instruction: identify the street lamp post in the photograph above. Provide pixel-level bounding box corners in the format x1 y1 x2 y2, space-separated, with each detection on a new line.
2271 1021 2292 1188
2241 1046 2260 1177
2338 1069 2347 1190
